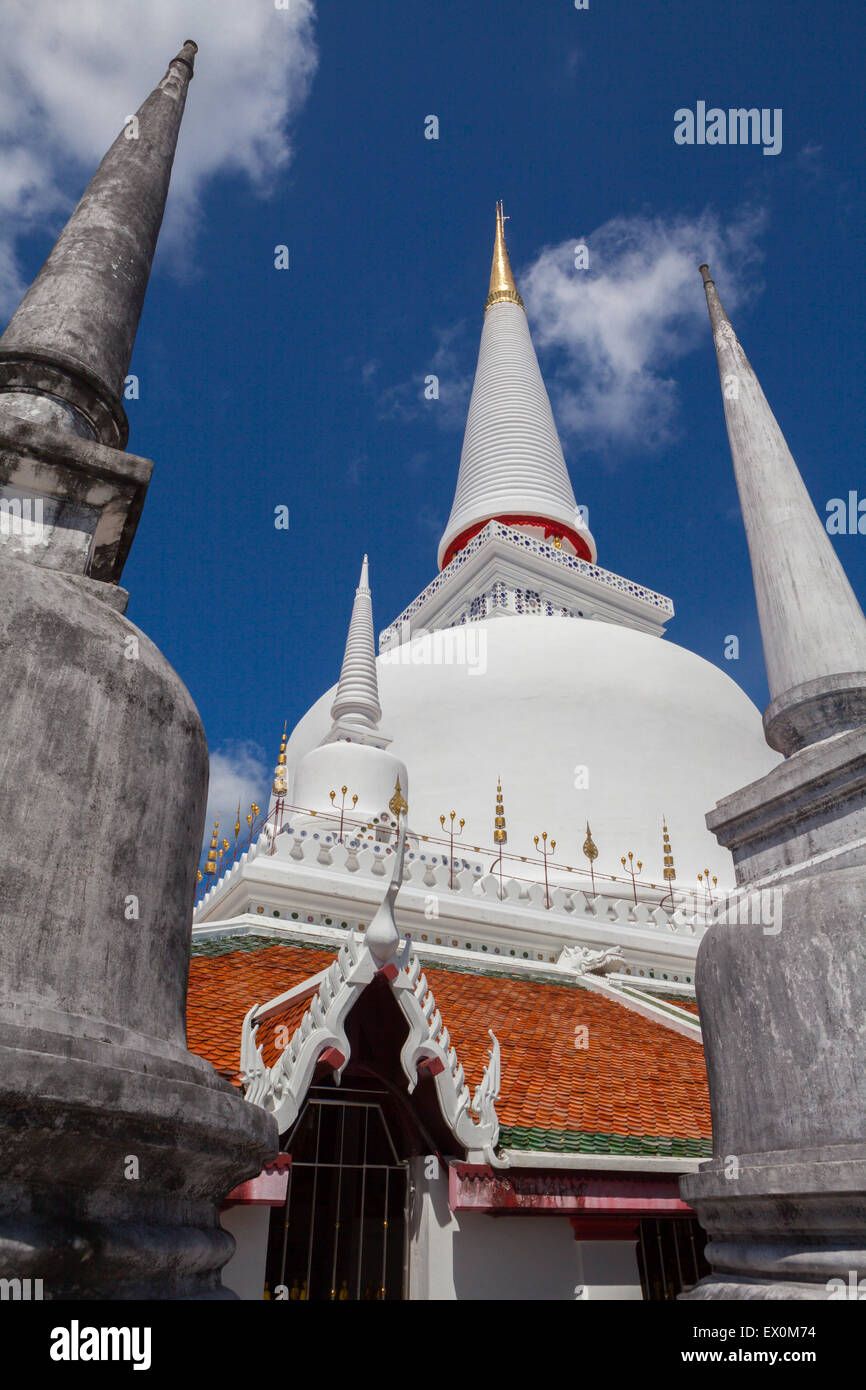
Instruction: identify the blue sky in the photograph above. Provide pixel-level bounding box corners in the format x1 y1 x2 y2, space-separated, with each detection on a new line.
3 0 864 828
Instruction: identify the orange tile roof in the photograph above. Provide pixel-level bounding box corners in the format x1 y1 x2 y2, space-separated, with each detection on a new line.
188 943 336 1082
187 941 711 1156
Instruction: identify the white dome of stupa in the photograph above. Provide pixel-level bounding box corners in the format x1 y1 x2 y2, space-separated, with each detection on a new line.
285 615 778 892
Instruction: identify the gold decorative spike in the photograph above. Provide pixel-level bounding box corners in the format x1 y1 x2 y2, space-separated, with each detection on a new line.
582 820 599 893
493 777 507 845
234 801 241 840
272 719 288 797
662 818 676 884
582 821 598 863
205 815 219 876
389 776 408 818
485 201 525 311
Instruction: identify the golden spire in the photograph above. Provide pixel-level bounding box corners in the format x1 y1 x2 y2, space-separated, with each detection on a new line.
662 817 676 885
205 815 219 877
582 821 598 864
493 777 507 845
388 776 408 819
485 201 524 312
582 820 599 894
272 719 288 797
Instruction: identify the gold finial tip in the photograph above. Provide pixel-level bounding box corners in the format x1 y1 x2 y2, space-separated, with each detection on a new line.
486 199 524 311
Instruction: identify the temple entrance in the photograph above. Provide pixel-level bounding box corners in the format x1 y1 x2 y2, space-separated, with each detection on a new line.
265 1087 409 1301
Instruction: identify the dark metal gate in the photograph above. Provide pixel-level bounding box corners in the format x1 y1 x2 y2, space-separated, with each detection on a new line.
266 1090 409 1301
636 1217 710 1299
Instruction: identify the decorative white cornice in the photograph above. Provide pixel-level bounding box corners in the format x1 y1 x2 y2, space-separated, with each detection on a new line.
194 821 707 981
380 522 674 650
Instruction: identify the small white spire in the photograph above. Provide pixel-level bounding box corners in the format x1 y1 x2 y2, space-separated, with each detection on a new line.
329 554 383 733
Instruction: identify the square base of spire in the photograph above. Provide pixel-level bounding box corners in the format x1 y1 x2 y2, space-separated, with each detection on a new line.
0 415 151 584
380 522 673 650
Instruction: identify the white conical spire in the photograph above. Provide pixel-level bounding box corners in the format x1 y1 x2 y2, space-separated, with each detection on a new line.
329 555 383 734
291 559 408 826
701 265 866 754
437 205 596 571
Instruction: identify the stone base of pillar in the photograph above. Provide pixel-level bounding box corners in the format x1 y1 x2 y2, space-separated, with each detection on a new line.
0 550 278 1299
0 1019 276 1299
680 860 866 1301
681 1147 866 1300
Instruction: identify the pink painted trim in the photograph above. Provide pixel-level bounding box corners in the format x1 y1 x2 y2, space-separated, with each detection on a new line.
223 1154 292 1208
448 1163 694 1217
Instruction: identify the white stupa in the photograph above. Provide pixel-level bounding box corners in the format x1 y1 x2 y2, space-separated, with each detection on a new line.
288 554 409 832
285 207 780 894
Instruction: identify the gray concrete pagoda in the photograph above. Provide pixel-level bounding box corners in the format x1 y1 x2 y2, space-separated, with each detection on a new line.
0 42 277 1299
681 266 866 1299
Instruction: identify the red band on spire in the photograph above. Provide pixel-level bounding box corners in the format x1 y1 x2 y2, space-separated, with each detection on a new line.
441 516 593 571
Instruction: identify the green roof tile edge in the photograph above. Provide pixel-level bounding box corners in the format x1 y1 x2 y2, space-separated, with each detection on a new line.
499 1125 713 1157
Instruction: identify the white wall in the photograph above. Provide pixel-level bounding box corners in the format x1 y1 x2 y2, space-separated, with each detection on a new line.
574 1240 643 1300
408 1159 642 1301
220 1206 271 1301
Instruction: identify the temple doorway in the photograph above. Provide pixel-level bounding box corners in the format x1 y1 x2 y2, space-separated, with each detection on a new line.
265 1086 409 1301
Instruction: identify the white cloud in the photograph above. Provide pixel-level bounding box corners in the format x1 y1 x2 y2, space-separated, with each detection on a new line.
521 206 768 456
0 0 318 313
205 740 271 847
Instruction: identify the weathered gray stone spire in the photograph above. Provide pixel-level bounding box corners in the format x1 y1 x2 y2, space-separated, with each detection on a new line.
0 42 277 1300
0 40 198 449
700 264 866 755
681 267 866 1301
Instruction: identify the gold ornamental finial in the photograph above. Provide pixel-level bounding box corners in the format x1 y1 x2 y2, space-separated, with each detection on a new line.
272 719 288 797
662 817 676 884
485 201 524 312
583 820 599 894
389 776 408 819
205 815 219 877
582 821 598 864
493 777 507 845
